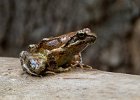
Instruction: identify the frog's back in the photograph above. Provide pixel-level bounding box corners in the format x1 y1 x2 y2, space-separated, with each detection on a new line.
38 32 75 50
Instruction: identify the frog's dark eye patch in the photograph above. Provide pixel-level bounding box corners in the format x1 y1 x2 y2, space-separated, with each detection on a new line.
64 36 77 47
64 31 88 47
76 31 86 40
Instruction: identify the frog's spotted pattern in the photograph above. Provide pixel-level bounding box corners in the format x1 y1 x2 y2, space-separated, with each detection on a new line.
19 28 97 76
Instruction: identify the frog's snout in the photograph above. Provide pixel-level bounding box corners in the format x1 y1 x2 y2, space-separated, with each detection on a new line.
88 33 97 43
92 35 97 43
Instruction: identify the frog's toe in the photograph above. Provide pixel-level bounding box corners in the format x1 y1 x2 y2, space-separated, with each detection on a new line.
80 64 93 69
45 71 56 75
64 67 72 71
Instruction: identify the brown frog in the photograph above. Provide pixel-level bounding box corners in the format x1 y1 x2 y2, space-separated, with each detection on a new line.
20 28 97 76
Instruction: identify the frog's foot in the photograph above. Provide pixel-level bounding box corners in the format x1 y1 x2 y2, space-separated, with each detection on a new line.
45 71 56 75
20 51 36 75
71 63 92 70
79 64 93 70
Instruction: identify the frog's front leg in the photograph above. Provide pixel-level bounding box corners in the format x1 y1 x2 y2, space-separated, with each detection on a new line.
72 53 93 69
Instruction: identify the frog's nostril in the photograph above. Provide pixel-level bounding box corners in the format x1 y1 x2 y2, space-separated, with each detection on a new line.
92 36 97 42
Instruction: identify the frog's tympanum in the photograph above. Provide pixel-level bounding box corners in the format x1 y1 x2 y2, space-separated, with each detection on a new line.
20 28 97 76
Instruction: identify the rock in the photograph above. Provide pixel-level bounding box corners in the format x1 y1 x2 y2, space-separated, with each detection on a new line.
0 0 140 74
0 57 140 100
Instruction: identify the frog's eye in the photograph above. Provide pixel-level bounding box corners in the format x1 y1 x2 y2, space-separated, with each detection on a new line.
76 32 86 39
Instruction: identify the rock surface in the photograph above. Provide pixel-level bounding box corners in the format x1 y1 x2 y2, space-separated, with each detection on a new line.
0 57 140 100
0 0 140 74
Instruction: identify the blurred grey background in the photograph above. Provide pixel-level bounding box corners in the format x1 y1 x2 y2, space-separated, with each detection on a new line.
0 0 140 74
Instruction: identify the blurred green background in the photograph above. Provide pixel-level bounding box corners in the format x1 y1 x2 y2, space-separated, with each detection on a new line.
0 0 140 74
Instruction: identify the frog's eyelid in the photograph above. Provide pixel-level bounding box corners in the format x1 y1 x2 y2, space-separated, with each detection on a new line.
77 29 89 35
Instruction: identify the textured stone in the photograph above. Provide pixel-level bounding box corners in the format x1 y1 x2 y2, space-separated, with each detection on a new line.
0 0 140 74
0 57 140 100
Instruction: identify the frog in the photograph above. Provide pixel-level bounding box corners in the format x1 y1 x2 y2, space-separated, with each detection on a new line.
19 28 97 76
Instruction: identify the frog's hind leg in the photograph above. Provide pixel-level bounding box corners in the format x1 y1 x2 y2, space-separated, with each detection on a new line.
19 51 30 71
19 51 41 76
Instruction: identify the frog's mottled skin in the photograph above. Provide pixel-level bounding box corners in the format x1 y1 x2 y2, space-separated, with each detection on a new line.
20 28 97 76
20 51 47 76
